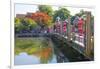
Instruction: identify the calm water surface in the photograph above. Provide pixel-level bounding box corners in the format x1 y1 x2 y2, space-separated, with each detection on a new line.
14 37 58 65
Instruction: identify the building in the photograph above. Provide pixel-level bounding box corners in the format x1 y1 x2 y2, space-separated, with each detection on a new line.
16 14 26 18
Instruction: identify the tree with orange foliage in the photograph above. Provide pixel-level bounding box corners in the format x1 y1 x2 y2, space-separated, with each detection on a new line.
30 12 52 28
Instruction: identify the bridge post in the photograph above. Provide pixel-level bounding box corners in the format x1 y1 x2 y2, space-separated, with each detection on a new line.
84 12 92 58
60 21 63 35
67 16 71 41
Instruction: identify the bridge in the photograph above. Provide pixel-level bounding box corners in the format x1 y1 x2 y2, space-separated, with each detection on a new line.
15 12 94 62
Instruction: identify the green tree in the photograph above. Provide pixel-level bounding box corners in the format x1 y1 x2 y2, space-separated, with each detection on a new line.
75 9 84 17
53 7 70 22
15 18 21 27
15 17 38 33
38 5 53 16
15 18 22 33
26 18 38 30
71 16 76 25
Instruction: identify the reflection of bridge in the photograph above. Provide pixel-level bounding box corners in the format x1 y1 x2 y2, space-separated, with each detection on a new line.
50 33 93 61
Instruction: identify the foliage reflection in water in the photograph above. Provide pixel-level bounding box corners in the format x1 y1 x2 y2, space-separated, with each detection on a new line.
14 37 57 65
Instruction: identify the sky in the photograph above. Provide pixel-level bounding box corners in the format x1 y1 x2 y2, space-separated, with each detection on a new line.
15 3 94 16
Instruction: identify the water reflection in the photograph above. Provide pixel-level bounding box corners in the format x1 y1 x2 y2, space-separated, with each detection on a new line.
15 37 57 65
15 52 40 65
15 52 57 65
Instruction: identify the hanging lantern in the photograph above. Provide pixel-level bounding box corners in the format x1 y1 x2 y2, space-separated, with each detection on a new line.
63 21 67 32
78 18 84 36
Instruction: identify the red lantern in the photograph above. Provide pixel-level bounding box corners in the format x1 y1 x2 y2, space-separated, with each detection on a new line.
63 22 67 32
78 18 83 36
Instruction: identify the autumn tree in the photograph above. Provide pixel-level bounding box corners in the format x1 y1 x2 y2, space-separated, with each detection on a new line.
30 12 52 28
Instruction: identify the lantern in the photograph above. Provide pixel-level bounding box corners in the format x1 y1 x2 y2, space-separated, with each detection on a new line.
78 18 84 36
63 21 67 32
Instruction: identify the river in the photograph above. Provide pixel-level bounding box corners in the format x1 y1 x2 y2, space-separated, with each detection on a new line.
14 37 69 65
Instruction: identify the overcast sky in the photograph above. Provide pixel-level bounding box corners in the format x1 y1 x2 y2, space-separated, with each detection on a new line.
15 4 94 16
